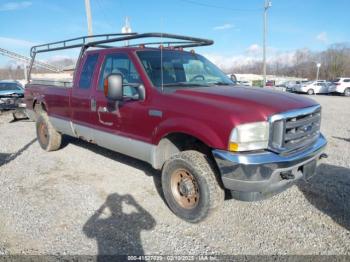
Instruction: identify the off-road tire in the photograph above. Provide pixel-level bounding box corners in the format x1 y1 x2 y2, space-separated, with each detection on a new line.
161 150 224 223
344 88 350 97
307 89 314 95
36 113 62 151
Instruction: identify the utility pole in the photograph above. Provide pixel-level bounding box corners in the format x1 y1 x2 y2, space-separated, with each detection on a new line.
84 0 93 36
121 17 132 46
316 63 321 82
263 0 272 87
23 63 27 82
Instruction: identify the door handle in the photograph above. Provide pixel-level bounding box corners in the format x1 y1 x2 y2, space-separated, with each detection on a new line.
91 98 97 112
97 106 113 126
98 106 108 113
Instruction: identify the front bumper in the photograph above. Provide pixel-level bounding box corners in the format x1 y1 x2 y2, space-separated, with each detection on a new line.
0 96 25 110
212 134 327 201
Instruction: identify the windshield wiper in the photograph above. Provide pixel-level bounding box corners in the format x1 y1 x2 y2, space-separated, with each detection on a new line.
209 81 231 86
162 82 209 87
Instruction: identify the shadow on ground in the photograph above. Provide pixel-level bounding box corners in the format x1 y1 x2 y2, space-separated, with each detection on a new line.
62 135 164 200
332 136 350 143
298 163 350 231
83 193 156 260
0 138 36 167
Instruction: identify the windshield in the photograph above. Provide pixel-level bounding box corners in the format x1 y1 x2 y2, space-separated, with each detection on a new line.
137 50 233 88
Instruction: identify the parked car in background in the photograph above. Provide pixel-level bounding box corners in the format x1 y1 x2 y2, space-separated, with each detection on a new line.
237 80 252 86
284 81 308 93
294 81 329 95
0 81 24 110
275 86 287 92
265 80 275 87
328 78 350 97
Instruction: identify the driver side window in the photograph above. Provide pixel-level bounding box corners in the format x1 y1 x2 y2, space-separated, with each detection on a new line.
98 53 141 96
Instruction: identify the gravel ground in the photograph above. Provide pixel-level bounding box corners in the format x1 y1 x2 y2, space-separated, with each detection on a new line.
0 95 349 256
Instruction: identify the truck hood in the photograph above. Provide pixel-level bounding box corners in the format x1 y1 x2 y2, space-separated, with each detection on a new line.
174 86 318 121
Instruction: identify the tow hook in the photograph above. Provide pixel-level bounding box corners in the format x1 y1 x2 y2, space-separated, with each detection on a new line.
280 171 295 180
319 153 328 160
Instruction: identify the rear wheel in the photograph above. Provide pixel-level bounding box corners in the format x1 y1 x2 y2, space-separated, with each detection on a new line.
344 88 350 97
36 114 62 151
161 150 224 223
307 89 314 95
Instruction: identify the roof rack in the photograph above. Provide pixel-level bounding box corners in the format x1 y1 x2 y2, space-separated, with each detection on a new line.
30 32 213 57
30 33 137 57
28 32 214 82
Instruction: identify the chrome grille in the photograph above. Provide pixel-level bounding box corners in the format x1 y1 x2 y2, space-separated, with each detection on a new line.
270 105 321 153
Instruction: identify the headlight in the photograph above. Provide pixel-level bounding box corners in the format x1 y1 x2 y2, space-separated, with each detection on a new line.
229 121 269 152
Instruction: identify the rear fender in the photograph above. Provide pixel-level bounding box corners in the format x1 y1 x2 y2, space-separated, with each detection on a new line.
33 95 48 113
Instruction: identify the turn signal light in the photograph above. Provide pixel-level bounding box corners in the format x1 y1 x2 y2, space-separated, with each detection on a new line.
229 142 239 152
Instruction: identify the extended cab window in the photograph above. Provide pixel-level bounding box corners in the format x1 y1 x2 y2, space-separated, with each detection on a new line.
79 53 99 89
98 53 141 96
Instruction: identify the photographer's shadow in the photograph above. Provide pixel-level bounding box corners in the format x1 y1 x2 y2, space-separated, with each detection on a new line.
83 193 156 258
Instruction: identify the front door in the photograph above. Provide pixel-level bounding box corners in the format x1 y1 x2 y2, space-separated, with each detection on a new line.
91 52 153 160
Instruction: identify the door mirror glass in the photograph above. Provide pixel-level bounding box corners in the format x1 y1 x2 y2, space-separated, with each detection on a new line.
104 73 123 100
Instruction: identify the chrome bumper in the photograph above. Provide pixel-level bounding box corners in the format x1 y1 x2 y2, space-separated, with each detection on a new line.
212 134 327 201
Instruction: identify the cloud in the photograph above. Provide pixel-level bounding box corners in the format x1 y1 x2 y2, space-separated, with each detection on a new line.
0 1 32 11
0 36 36 48
204 46 296 71
213 23 234 31
246 44 262 54
316 32 328 43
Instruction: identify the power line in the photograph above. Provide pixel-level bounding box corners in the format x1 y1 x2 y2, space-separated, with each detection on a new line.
178 0 261 12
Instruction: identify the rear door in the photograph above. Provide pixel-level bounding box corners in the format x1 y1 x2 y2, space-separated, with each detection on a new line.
71 53 99 141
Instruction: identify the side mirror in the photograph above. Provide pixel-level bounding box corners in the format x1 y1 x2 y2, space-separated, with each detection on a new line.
104 73 123 100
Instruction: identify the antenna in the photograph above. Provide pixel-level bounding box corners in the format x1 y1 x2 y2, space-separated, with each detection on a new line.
160 18 164 92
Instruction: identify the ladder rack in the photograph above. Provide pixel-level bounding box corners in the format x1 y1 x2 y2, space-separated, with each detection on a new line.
30 33 137 57
28 32 214 82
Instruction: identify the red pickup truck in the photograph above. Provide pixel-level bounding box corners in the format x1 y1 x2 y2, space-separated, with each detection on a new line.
25 33 327 223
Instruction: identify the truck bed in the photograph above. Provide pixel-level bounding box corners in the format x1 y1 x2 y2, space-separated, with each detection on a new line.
24 83 72 120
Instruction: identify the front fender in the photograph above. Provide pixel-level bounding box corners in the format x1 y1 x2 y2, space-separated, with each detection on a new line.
153 117 227 150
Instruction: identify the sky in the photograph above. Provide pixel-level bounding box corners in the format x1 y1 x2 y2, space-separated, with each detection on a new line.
0 0 349 68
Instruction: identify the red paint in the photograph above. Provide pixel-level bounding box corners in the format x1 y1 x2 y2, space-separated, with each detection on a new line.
25 47 318 151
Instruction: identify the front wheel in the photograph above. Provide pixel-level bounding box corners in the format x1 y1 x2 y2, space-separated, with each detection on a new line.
36 114 62 151
161 150 224 223
344 88 350 97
